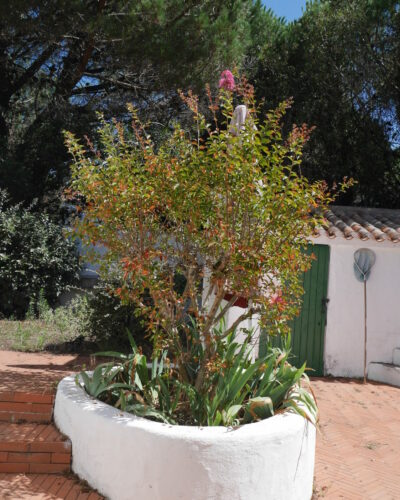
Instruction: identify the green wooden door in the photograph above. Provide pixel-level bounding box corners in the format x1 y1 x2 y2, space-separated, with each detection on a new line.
290 244 330 376
260 244 330 376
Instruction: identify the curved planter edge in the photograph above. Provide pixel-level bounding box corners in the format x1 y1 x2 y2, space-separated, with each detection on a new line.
54 375 316 500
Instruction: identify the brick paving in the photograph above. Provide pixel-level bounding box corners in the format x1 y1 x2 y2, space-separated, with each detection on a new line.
312 377 400 499
0 473 102 499
0 422 72 474
0 351 103 499
0 392 54 424
0 350 95 394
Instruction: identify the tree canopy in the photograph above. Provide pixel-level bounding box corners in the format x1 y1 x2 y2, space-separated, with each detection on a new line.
1 0 399 209
253 0 400 207
0 0 256 208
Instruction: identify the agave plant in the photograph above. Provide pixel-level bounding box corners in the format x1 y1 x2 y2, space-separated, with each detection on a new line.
78 325 317 427
78 330 180 424
76 363 130 399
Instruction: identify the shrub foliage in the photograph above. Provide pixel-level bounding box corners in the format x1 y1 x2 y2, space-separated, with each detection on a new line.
66 78 345 424
0 191 79 317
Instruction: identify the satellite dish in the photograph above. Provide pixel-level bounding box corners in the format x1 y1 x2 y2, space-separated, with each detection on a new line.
354 248 376 282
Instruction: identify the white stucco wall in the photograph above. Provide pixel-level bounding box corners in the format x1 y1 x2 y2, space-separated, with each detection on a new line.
205 236 400 379
315 235 400 378
202 271 260 358
55 375 316 500
225 304 260 358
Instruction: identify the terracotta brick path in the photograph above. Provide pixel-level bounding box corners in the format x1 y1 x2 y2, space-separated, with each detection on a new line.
312 377 400 499
0 350 95 394
0 473 102 499
0 351 102 499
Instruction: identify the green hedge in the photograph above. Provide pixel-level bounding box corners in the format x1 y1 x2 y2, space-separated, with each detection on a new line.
0 190 79 318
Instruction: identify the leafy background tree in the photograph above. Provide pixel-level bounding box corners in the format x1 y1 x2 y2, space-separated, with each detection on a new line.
0 0 262 320
3 0 398 211
252 0 400 207
0 0 255 211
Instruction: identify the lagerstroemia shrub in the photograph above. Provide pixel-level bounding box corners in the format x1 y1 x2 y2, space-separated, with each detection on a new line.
65 77 346 425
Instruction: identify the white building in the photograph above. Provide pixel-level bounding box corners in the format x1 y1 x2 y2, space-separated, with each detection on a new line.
227 206 400 386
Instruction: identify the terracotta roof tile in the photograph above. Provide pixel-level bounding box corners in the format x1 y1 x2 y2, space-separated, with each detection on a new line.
316 206 400 243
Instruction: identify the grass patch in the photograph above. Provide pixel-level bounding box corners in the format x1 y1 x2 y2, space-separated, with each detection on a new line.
0 318 86 352
0 289 151 355
0 293 91 352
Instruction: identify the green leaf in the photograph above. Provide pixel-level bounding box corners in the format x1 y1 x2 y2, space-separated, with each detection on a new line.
222 404 242 425
244 396 274 423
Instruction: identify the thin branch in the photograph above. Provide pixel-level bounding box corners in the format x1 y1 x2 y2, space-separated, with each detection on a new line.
202 284 226 335
10 44 55 97
84 74 145 91
220 308 259 339
71 84 106 95
211 294 239 327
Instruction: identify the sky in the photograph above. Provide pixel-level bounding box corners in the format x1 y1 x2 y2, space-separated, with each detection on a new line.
262 0 308 21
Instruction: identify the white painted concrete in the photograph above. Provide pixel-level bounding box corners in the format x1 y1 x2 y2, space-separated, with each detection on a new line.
393 348 400 366
315 234 400 379
203 234 400 380
368 363 400 387
201 270 260 359
225 303 260 358
54 375 316 500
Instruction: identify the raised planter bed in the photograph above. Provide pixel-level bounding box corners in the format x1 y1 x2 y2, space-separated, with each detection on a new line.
54 374 316 500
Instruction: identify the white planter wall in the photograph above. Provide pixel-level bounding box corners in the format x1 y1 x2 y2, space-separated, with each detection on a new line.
54 375 316 500
316 235 400 378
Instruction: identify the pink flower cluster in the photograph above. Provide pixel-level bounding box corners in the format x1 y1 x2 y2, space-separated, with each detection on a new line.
269 290 286 311
219 70 235 91
269 292 284 305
